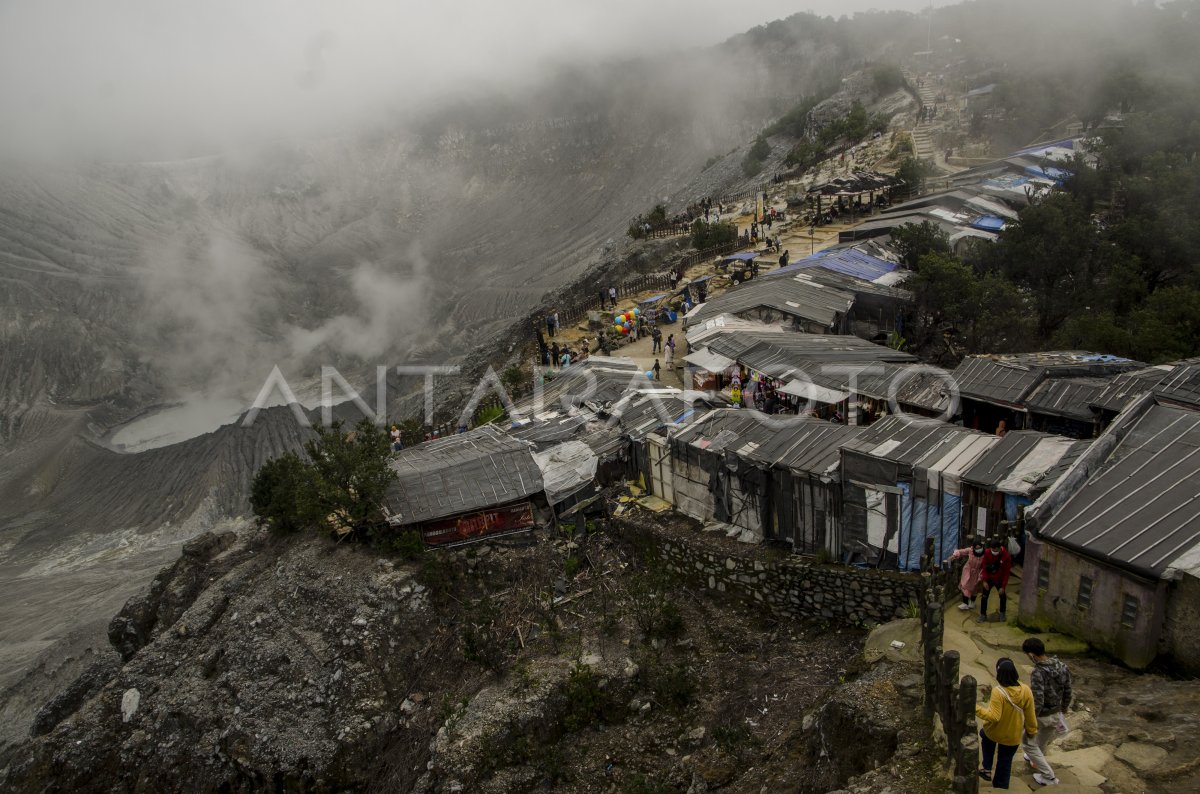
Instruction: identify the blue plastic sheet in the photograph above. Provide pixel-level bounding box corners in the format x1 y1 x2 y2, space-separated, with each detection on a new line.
898 483 962 571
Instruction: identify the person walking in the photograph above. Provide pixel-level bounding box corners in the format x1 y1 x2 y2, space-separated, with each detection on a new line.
550 342 560 369
976 658 1039 789
608 286 618 309
653 359 661 381
551 312 560 336
545 314 556 337
977 537 1013 623
651 326 662 354
664 338 674 370
947 538 987 611
1022 638 1072 786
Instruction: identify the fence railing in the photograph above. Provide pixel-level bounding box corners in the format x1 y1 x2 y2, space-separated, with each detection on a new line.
543 272 679 332
639 223 692 240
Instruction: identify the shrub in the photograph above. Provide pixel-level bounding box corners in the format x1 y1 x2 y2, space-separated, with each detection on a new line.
370 528 425 560
690 219 738 250
562 663 606 731
741 134 771 177
872 64 904 95
649 662 696 710
475 404 506 426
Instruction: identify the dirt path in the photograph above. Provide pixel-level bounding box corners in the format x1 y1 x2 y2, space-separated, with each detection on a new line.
867 568 1200 792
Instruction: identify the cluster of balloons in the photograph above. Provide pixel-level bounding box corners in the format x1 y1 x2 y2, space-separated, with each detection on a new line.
612 307 641 336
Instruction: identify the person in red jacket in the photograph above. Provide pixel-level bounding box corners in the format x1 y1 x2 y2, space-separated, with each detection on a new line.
977 537 1013 623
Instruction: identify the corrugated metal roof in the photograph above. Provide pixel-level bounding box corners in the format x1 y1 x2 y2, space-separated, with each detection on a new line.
687 272 856 329
1039 403 1200 579
384 425 544 525
673 409 863 476
1025 376 1110 421
702 332 915 383
1092 359 1200 414
841 415 984 467
512 357 648 417
767 246 900 283
612 391 705 439
961 430 1085 496
953 352 1139 409
917 433 1000 495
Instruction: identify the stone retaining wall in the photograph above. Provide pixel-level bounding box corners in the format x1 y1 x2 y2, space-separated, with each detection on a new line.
614 519 930 626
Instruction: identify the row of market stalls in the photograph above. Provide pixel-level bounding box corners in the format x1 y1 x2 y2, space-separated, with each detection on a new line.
837 139 1083 252
624 394 1086 569
684 248 911 339
681 314 953 425
948 352 1144 438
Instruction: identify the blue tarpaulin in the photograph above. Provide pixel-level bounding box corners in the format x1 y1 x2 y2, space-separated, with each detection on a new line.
1025 165 1071 182
970 215 1006 232
721 252 760 263
898 483 963 571
767 246 899 282
639 293 668 305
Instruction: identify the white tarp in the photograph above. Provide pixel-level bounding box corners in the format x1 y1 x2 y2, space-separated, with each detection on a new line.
779 379 849 404
533 440 598 505
996 436 1077 496
920 434 1000 496
684 348 736 372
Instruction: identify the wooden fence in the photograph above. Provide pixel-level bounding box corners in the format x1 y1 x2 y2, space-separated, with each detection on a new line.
640 223 692 240
542 272 678 333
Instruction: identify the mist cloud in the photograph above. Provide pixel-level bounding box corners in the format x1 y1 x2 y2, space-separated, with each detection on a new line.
286 247 433 361
0 0 936 161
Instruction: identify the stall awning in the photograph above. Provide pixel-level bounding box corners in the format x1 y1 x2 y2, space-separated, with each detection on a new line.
639 293 668 305
684 349 735 372
721 252 760 263
779 379 849 404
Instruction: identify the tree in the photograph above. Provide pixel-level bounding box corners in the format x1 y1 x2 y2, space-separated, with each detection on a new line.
989 193 1100 339
911 252 1033 356
303 419 396 533
872 64 904 95
249 418 396 536
250 452 312 534
896 157 932 196
892 221 950 268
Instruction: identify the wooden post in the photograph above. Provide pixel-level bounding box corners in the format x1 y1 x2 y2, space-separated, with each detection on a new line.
922 585 944 723
921 535 936 572
955 675 980 793
941 650 961 758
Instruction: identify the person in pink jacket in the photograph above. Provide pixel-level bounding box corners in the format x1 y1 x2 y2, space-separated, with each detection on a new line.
947 537 987 611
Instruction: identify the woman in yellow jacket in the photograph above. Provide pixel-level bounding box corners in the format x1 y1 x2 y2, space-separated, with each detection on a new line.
975 657 1038 788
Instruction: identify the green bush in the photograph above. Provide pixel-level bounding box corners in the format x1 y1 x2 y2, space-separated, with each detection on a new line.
872 64 904 95
649 662 696 710
370 528 425 559
741 134 771 177
690 219 738 250
475 404 506 426
562 663 606 731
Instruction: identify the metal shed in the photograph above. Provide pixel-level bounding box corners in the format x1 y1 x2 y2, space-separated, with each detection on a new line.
839 416 994 569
